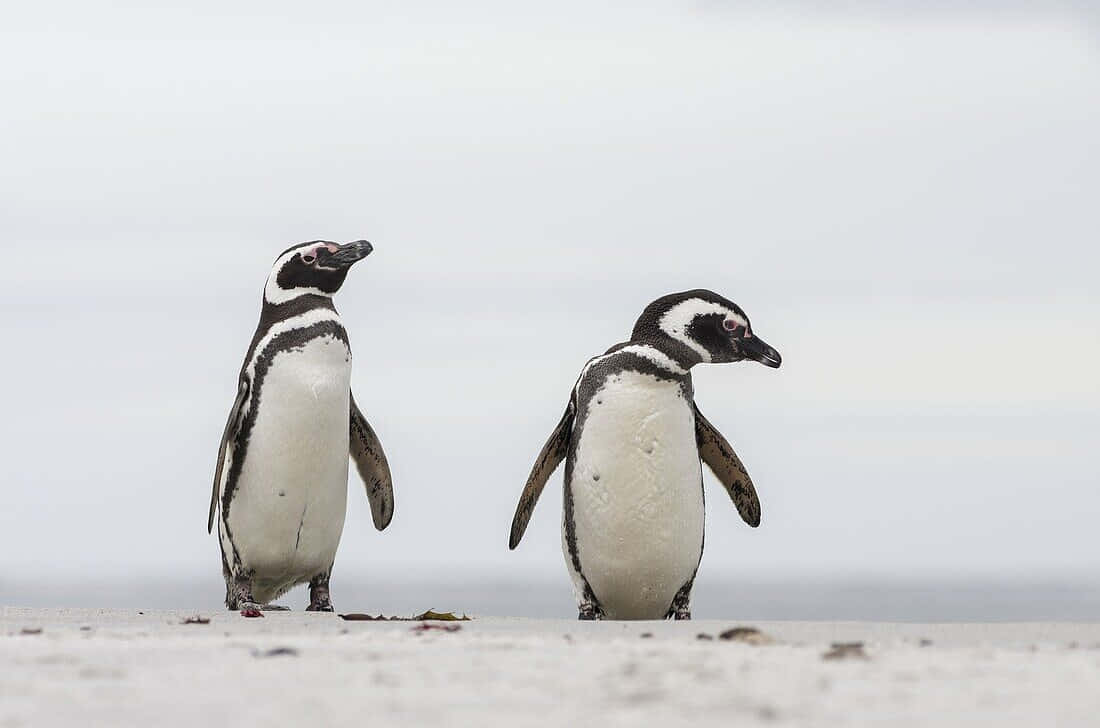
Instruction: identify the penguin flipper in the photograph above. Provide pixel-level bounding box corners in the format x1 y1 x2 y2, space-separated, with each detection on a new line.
509 401 574 550
209 377 249 533
349 392 394 531
693 403 761 527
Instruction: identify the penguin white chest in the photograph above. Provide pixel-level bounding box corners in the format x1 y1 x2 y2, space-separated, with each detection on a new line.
566 371 704 620
228 334 352 590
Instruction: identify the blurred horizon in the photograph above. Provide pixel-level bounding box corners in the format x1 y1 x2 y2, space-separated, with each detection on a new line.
7 570 1100 622
2 2 1097 612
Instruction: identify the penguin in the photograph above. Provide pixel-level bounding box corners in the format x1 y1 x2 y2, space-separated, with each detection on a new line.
207 240 394 613
508 289 781 620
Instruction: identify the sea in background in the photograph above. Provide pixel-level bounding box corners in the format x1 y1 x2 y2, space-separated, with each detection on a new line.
5 573 1099 622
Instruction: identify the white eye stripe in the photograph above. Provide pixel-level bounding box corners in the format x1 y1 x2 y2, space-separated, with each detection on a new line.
658 299 744 363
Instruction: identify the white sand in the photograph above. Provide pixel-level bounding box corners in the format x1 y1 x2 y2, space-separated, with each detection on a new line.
3 608 1099 727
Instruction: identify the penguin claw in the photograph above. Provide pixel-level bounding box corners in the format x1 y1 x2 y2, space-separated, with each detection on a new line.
306 602 335 612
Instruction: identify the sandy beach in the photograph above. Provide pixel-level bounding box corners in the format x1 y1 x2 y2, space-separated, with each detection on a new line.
3 608 1099 727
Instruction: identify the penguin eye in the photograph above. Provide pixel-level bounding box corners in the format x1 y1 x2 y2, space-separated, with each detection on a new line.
723 320 745 337
301 253 316 264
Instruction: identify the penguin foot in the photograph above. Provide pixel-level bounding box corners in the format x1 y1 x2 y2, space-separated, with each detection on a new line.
577 605 603 620
671 609 692 621
307 572 333 612
226 572 260 612
234 600 289 614
239 602 264 618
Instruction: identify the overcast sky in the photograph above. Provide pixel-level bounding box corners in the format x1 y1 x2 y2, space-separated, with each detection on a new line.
1 2 1097 607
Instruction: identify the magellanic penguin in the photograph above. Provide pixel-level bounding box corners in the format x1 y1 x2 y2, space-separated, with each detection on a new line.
509 290 781 620
208 240 394 613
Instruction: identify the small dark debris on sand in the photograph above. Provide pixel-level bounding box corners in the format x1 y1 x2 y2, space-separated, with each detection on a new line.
412 610 470 621
339 609 472 622
79 626 92 632
411 623 462 634
181 616 211 625
719 627 773 645
240 608 264 618
253 647 299 658
823 642 868 661
640 632 653 639
697 633 714 641
919 638 933 647
20 628 43 635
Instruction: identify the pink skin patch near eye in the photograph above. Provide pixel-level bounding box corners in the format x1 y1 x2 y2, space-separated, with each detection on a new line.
302 244 336 264
724 320 750 337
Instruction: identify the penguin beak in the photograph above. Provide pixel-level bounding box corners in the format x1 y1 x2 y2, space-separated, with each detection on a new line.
740 335 782 368
322 240 373 268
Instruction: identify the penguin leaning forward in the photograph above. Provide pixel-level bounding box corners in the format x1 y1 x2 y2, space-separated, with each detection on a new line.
509 290 781 620
208 240 394 613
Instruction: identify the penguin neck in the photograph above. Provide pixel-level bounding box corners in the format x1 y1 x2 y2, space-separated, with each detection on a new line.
626 335 703 372
258 294 339 329
240 295 343 379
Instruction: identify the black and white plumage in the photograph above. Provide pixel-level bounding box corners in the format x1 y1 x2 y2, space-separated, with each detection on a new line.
208 240 393 613
509 290 781 621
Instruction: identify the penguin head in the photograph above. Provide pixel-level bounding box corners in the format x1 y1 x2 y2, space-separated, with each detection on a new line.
631 289 782 369
263 240 373 305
